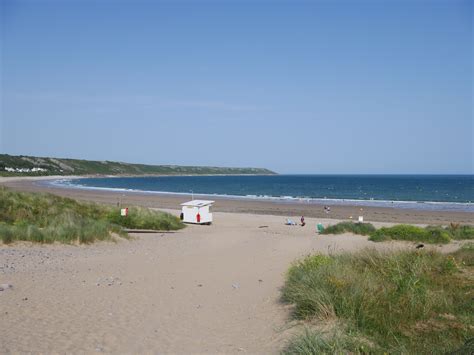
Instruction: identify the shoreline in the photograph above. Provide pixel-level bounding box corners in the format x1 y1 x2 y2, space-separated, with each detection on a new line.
1 176 473 225
49 177 473 212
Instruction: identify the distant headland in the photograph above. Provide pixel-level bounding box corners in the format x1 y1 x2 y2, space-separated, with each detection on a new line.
0 154 276 177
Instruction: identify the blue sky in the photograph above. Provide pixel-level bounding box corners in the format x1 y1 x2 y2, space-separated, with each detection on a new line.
1 0 472 174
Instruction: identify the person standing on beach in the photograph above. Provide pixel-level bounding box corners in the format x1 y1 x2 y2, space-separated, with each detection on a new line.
300 216 305 226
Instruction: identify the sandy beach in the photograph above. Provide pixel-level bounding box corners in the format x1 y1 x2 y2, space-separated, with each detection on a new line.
0 176 472 353
2 176 473 225
3 0 472 351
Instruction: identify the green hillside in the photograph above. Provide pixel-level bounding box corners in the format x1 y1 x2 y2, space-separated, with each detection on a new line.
0 154 276 176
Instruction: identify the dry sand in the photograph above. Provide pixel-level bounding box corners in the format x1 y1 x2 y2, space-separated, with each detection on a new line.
0 176 472 353
0 211 465 354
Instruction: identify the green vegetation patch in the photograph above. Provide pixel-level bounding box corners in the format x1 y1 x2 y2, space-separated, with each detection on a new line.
450 243 474 267
320 222 376 236
107 206 184 231
0 187 184 244
322 222 473 244
446 223 474 240
369 224 451 244
281 249 474 354
282 328 373 355
369 224 453 244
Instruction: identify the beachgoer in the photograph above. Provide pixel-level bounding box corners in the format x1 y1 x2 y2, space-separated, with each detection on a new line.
286 219 297 226
301 216 305 226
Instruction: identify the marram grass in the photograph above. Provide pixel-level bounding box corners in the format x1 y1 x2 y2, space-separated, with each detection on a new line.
281 248 474 354
0 187 184 244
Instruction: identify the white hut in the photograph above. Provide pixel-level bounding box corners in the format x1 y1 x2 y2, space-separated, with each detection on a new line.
180 200 214 225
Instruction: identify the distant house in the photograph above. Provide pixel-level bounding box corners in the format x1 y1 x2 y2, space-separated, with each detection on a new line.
4 167 47 173
180 200 214 225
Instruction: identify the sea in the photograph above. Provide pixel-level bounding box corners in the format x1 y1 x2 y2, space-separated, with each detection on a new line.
48 175 474 213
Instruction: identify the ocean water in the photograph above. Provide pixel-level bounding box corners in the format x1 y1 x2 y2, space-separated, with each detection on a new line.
51 175 474 212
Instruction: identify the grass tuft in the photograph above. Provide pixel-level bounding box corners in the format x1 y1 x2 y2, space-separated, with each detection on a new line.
282 249 474 354
0 224 14 244
450 243 474 267
283 328 375 354
446 224 474 240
